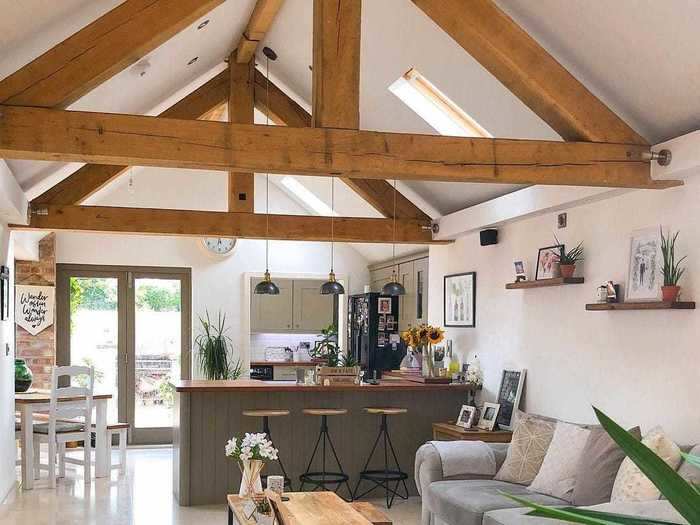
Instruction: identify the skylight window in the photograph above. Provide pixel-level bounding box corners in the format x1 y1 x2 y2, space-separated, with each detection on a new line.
389 68 491 138
280 176 338 216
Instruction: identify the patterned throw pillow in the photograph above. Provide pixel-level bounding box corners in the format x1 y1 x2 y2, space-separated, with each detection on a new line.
528 421 591 502
611 426 682 502
494 412 556 485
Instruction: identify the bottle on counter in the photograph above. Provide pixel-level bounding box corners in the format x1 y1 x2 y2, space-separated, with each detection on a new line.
447 340 460 377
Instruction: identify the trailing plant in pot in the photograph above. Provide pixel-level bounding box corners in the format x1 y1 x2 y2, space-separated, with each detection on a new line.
195 311 242 380
310 324 340 366
554 235 584 278
660 228 686 302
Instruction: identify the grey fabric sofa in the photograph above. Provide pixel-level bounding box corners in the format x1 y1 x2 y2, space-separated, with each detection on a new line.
414 442 688 525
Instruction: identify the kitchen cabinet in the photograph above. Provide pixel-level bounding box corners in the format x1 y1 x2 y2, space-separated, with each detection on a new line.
370 265 394 293
250 278 333 333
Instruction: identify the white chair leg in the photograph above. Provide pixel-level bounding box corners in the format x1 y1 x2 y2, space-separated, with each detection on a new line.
58 442 66 478
118 429 127 475
83 431 91 484
48 438 56 489
33 439 41 480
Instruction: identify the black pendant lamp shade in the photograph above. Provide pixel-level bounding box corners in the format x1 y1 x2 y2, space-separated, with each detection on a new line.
320 177 345 295
254 270 280 295
382 179 406 296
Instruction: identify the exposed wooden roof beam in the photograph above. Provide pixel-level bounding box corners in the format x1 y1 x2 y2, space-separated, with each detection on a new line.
228 58 255 212
15 205 438 244
0 106 675 189
0 0 224 108
410 0 648 145
31 70 229 206
235 0 285 64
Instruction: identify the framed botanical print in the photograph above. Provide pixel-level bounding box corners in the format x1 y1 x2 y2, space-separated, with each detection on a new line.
536 245 564 280
627 227 662 301
444 272 475 327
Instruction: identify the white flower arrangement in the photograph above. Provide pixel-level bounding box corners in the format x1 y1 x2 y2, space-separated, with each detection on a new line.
225 433 278 462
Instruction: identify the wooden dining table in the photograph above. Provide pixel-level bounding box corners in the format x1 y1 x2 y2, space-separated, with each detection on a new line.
15 391 112 490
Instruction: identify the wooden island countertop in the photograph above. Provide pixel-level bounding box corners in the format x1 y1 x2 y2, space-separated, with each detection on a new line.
175 378 476 392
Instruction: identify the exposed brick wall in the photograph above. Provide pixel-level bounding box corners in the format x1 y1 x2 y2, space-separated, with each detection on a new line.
15 233 56 389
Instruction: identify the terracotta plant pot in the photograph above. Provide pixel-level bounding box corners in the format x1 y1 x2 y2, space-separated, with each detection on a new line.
559 264 576 278
661 285 680 302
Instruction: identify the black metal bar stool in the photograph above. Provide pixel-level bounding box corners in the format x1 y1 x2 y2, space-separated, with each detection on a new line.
299 408 352 500
352 407 409 508
242 409 293 490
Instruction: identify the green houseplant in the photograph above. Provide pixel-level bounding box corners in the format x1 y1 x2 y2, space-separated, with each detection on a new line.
660 228 686 302
504 407 700 525
554 235 584 279
194 311 242 380
310 324 340 366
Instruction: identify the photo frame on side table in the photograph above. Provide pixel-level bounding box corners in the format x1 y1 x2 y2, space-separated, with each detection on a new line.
444 272 476 327
626 227 663 301
0 266 9 321
477 402 500 431
536 245 564 280
456 404 477 429
496 369 527 431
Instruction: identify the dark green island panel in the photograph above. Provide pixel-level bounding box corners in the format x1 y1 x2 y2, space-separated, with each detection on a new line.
173 379 475 506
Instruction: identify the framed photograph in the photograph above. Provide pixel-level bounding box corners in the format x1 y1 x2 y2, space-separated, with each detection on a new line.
0 266 9 321
496 369 527 430
444 272 476 327
477 402 501 431
627 227 662 301
378 297 392 314
513 260 528 281
456 405 477 429
535 245 564 280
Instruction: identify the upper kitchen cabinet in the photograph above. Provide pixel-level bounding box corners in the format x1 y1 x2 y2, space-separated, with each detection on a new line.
292 279 334 332
368 252 429 331
250 278 333 333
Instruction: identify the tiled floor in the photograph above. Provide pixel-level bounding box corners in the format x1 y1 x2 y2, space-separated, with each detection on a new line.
1 448 422 525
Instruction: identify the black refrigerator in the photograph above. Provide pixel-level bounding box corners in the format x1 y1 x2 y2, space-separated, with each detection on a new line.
347 293 406 379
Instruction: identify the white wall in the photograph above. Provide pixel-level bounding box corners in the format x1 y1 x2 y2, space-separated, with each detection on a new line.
428 181 700 444
55 168 371 372
0 223 16 502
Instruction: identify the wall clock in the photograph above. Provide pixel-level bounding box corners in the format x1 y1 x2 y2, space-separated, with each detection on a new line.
202 237 236 256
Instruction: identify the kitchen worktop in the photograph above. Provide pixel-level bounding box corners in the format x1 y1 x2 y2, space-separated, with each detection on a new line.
175 378 476 392
249 361 319 367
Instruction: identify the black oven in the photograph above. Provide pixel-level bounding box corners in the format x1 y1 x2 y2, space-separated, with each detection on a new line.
250 365 273 381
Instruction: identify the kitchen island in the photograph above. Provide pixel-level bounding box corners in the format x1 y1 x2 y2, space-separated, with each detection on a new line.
173 379 476 505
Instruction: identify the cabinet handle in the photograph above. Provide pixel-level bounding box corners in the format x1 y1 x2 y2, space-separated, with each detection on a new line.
287 324 291 328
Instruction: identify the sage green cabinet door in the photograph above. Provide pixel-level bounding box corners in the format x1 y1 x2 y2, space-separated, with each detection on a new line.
370 266 394 293
250 278 294 332
398 261 415 331
414 257 429 325
292 279 333 332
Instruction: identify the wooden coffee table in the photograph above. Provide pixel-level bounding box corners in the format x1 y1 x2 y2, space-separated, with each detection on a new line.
227 492 391 524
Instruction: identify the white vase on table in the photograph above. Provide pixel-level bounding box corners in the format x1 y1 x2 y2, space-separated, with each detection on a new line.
238 459 264 497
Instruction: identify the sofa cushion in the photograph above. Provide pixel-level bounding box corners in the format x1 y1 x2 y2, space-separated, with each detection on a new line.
572 425 641 506
528 421 590 502
611 426 682 502
428 479 568 525
495 413 556 485
483 499 685 525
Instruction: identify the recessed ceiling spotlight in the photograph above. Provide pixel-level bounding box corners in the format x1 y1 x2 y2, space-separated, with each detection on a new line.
197 19 210 30
131 59 151 77
187 56 199 66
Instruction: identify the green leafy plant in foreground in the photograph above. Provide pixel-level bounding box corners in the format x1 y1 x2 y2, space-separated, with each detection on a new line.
194 311 242 380
503 407 700 525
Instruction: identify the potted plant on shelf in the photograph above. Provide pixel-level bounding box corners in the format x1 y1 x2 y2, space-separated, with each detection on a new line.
555 235 584 278
225 432 278 498
310 324 339 366
194 310 242 380
660 228 687 302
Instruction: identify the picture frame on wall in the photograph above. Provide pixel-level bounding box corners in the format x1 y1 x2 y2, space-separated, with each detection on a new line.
0 266 9 321
378 297 392 314
444 272 476 327
456 405 477 429
477 402 501 431
626 227 663 301
535 245 564 280
513 260 528 282
495 369 527 431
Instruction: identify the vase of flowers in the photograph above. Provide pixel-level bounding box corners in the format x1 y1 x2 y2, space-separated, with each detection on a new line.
225 433 278 498
401 324 445 378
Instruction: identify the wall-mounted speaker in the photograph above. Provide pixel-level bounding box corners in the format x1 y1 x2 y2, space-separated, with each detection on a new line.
480 229 498 246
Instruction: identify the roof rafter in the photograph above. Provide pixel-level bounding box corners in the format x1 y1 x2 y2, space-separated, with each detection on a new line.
235 0 285 64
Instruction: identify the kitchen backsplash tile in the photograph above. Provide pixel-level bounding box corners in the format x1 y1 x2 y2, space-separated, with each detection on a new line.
250 333 320 361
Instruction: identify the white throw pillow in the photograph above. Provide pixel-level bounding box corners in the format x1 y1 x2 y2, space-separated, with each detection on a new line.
528 421 591 502
611 426 682 502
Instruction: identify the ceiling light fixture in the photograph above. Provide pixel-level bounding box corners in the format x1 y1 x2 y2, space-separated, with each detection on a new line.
320 177 345 295
381 179 406 296
187 56 199 66
254 47 280 296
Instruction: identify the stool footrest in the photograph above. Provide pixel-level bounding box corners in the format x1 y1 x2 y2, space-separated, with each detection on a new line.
299 472 349 486
359 469 409 482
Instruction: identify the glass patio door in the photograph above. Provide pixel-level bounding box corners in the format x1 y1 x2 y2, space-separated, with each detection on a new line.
57 265 191 445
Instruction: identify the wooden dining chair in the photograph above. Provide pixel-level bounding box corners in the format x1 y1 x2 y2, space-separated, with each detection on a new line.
32 366 94 488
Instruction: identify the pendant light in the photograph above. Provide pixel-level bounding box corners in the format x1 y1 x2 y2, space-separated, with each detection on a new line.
254 48 280 295
381 179 406 296
320 177 345 295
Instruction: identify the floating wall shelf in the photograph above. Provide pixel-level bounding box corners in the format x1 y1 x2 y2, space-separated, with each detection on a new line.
505 277 584 290
585 301 696 311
